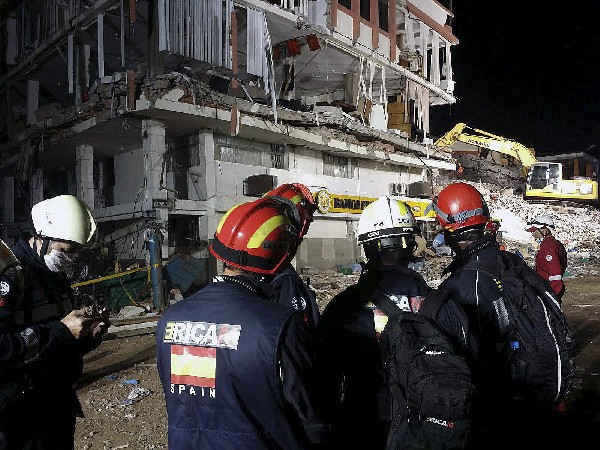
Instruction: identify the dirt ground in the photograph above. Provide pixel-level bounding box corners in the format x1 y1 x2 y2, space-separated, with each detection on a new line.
74 270 600 449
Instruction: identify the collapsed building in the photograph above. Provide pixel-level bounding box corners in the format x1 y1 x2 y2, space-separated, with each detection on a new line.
0 0 460 284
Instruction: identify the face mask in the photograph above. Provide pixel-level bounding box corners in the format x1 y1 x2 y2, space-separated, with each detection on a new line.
44 249 75 272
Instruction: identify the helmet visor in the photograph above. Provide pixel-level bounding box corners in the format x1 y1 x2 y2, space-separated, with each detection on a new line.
425 202 485 226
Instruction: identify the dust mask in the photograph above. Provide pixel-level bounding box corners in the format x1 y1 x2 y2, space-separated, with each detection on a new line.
44 249 75 272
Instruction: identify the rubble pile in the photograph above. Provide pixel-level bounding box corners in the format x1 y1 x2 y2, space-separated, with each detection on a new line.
137 72 450 161
455 155 523 190
455 181 600 276
307 270 360 312
413 256 453 288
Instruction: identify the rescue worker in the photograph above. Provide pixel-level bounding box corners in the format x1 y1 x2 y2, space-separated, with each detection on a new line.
5 195 110 449
426 182 552 449
526 215 568 301
265 183 320 327
156 197 329 449
317 196 474 449
0 238 25 448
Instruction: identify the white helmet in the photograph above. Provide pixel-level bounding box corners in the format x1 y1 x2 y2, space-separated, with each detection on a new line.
526 214 554 232
31 195 97 246
358 196 418 246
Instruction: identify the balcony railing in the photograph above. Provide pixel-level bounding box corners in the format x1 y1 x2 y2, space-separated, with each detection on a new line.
268 0 310 17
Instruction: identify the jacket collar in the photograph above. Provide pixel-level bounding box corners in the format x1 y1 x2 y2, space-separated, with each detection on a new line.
443 235 499 275
211 274 275 300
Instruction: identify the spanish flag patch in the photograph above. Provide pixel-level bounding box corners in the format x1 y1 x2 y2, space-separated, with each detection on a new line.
170 345 217 388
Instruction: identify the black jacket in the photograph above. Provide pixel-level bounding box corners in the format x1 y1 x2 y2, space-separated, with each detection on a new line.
440 236 511 397
317 265 474 449
0 239 102 448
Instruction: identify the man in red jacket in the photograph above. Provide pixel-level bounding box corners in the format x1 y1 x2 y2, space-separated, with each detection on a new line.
526 215 568 301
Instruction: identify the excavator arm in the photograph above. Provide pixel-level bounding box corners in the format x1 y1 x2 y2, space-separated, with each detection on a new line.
435 122 598 204
434 123 538 170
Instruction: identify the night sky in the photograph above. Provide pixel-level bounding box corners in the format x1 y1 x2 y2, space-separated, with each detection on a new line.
429 1 600 157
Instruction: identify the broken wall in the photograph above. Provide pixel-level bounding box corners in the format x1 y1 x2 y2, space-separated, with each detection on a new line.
113 148 146 205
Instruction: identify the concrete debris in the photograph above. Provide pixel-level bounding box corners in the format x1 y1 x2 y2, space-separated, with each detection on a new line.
121 387 151 406
9 70 447 164
34 102 62 122
446 180 600 277
160 88 185 102
116 306 147 318
455 155 523 190
310 270 360 311
310 181 600 311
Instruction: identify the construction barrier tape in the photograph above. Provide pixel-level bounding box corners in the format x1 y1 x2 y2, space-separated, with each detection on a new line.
70 264 163 288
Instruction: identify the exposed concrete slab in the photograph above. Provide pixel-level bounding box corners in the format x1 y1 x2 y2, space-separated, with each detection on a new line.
131 98 455 171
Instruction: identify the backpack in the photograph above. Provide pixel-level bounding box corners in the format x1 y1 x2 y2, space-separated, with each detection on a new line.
373 288 475 450
463 250 576 407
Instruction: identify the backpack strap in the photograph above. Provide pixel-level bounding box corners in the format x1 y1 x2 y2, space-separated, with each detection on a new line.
368 286 405 317
462 258 502 280
417 288 453 320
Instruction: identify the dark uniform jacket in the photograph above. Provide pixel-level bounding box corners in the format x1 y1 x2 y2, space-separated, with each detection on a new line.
156 275 328 450
440 236 531 449
440 236 508 390
271 265 320 328
317 265 473 449
1 238 102 449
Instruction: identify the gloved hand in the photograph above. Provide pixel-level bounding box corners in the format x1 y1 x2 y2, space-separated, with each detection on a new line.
89 307 111 339
61 308 94 339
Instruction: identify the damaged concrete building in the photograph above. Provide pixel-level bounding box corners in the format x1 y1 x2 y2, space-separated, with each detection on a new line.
0 0 458 277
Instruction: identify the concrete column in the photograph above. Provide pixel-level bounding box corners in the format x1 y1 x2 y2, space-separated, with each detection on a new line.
195 130 215 202
76 144 95 209
96 160 105 207
196 130 219 277
142 119 167 203
26 80 39 126
155 207 169 262
2 177 15 224
30 168 44 207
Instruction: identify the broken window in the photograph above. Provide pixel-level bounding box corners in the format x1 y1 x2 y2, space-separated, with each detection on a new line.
214 134 287 169
323 154 357 179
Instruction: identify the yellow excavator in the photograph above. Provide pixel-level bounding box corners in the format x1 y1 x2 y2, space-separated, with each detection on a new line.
434 123 598 203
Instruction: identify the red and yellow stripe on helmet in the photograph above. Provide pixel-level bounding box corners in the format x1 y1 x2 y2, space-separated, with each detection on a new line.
210 197 300 274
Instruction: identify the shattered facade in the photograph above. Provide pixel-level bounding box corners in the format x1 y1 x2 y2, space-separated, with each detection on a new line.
0 0 459 275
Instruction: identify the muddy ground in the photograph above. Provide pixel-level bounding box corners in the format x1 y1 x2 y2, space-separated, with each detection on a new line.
74 269 600 449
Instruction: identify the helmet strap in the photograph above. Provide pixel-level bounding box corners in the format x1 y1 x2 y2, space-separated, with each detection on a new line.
32 236 51 258
40 238 51 257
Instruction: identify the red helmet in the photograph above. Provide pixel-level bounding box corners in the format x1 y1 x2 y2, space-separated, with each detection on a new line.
426 182 489 232
209 198 299 274
264 183 316 237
